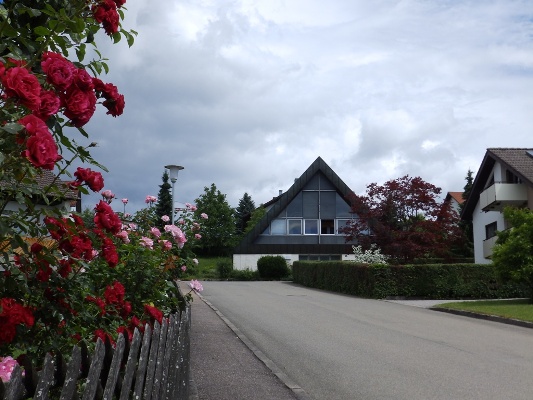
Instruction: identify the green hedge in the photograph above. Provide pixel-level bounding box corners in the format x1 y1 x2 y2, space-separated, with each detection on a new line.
292 261 529 299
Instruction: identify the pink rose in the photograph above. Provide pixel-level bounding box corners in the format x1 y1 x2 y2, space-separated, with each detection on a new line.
195 234 202 239
181 265 187 272
159 240 172 250
0 357 20 382
188 279 203 292
150 227 161 238
161 215 170 222
140 237 154 249
200 213 208 219
116 230 130 244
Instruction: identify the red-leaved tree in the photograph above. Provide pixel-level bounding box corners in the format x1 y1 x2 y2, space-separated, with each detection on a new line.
343 175 464 263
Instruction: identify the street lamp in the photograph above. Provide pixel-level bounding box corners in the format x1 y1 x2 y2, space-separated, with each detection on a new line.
165 164 184 225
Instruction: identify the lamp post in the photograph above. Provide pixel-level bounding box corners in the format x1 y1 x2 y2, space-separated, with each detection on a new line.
165 164 184 225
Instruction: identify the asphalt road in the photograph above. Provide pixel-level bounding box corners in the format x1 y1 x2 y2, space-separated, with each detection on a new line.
199 281 533 400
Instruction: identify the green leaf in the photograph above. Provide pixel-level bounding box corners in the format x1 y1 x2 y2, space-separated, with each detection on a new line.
34 26 51 36
76 43 86 62
0 22 19 38
2 122 22 134
112 32 121 44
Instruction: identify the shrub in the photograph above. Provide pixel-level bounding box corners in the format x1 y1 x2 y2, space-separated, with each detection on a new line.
217 259 234 279
229 269 260 281
257 255 290 280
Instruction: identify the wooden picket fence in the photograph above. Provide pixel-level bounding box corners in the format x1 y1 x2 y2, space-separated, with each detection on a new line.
0 305 191 400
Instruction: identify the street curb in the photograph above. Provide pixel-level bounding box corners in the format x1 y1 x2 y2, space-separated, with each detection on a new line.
429 307 533 329
194 291 312 400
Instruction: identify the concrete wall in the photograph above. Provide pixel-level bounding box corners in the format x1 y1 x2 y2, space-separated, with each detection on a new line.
233 253 356 270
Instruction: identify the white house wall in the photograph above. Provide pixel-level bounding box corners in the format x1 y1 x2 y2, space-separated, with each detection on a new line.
471 193 505 264
233 253 356 270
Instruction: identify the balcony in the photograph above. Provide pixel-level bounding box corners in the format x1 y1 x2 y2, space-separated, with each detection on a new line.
483 235 498 259
479 183 528 212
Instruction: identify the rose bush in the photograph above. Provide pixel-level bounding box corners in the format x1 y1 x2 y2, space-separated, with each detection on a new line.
0 0 204 373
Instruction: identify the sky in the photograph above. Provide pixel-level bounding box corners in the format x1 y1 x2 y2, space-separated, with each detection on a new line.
80 0 533 214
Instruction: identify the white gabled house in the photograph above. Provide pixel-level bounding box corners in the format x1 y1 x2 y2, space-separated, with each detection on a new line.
461 148 533 264
233 157 356 270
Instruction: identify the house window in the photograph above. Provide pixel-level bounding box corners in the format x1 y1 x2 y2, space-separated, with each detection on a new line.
271 219 286 235
336 219 351 235
288 219 302 235
485 222 497 240
506 170 521 184
321 219 335 235
304 219 318 234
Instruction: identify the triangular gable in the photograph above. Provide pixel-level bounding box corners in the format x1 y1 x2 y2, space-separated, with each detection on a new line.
461 148 533 220
234 156 354 253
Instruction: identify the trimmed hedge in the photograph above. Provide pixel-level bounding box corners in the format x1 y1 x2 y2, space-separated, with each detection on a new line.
292 261 529 299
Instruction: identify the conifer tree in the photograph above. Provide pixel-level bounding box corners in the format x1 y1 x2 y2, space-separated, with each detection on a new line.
156 171 173 228
235 192 256 235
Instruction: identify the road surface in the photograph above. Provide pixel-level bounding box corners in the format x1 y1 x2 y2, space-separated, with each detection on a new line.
199 281 533 400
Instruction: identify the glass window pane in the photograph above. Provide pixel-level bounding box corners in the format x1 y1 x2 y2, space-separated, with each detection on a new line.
336 219 351 235
304 219 318 234
321 219 335 235
288 219 302 234
303 192 319 218
320 191 336 219
271 219 286 235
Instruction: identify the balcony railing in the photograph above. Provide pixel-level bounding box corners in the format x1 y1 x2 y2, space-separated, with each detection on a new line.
483 235 498 259
479 182 528 212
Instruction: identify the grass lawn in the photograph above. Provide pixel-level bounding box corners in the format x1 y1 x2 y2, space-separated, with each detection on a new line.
435 299 533 322
184 256 232 280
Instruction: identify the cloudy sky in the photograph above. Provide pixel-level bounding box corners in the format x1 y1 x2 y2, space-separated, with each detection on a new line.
80 0 533 214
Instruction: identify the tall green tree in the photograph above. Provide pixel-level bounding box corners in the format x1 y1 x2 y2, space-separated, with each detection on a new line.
235 192 256 235
458 169 475 253
155 171 172 228
194 183 236 256
244 206 266 235
492 207 533 300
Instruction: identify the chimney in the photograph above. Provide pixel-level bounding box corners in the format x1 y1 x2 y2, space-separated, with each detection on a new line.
279 190 282 196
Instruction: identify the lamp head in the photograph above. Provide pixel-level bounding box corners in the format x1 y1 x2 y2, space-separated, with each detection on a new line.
165 164 184 183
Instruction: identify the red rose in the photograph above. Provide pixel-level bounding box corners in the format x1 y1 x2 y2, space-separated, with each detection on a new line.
2 66 42 110
34 90 61 121
0 318 17 344
62 85 96 127
30 242 44 253
58 259 73 278
73 167 105 192
22 130 62 170
94 200 122 234
86 296 107 315
101 236 119 267
36 265 53 282
144 304 163 324
19 115 62 170
0 298 34 328
41 52 76 90
104 281 125 305
96 82 125 117
92 0 120 35
72 68 94 91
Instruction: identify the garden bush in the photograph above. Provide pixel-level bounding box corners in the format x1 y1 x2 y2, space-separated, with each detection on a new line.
217 259 234 279
257 255 290 280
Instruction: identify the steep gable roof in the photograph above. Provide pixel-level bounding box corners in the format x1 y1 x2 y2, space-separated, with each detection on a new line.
461 148 533 220
234 156 354 253
445 191 464 205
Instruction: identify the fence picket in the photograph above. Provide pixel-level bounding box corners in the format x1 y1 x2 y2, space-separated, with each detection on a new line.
1 304 190 400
